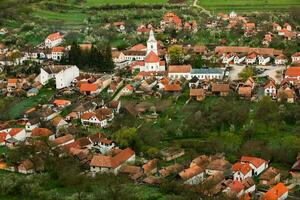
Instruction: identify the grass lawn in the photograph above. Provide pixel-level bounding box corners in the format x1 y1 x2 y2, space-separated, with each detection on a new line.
32 9 87 25
198 0 300 12
7 88 55 119
84 0 168 7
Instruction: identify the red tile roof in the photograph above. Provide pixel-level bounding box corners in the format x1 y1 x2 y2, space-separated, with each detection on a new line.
0 132 7 143
80 83 97 92
285 67 300 77
7 79 17 84
179 165 203 181
52 46 64 53
46 32 62 41
241 156 267 168
229 180 245 193
53 134 74 146
232 162 252 175
31 128 53 137
262 183 288 200
9 128 23 137
164 84 181 92
145 51 159 63
130 44 146 51
168 65 191 73
53 99 71 106
81 112 95 120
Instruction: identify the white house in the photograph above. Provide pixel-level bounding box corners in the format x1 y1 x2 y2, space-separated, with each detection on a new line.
222 53 235 64
232 162 253 181
240 156 268 176
190 68 224 80
51 46 64 61
168 65 192 80
264 81 277 97
1 128 27 145
291 52 300 63
45 32 63 48
80 112 108 128
229 11 237 19
246 53 257 65
258 55 271 65
38 65 79 89
52 134 74 147
179 165 205 185
98 138 115 154
90 148 135 175
275 54 288 65
234 54 246 64
25 118 40 132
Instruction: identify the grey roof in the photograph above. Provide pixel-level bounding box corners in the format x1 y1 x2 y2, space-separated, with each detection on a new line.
191 68 224 75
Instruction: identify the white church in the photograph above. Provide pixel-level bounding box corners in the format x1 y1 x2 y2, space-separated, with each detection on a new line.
129 30 166 72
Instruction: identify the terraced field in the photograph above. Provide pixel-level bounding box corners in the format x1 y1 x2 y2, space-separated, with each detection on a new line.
84 0 168 7
198 0 300 12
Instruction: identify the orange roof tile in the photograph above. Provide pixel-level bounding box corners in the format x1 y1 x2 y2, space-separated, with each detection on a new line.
46 32 62 41
31 128 53 137
164 84 181 91
241 156 267 168
7 79 17 84
53 134 74 145
285 67 300 77
9 128 23 137
80 83 97 92
232 162 252 175
145 51 159 63
130 44 146 51
262 183 288 200
81 112 95 120
52 46 64 53
229 180 245 193
53 99 71 106
168 65 191 73
179 165 203 181
0 132 7 143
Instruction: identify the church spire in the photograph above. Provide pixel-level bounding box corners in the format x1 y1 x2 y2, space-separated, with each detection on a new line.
147 29 158 55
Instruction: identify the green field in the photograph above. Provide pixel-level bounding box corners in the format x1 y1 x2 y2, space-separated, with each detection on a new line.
84 0 168 7
198 0 300 12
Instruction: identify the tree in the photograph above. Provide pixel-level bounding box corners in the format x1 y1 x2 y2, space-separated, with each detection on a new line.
191 54 205 68
167 45 184 65
113 127 137 148
69 41 81 66
238 67 253 81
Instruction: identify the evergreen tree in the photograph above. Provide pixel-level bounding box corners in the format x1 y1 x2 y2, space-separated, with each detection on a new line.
69 42 81 67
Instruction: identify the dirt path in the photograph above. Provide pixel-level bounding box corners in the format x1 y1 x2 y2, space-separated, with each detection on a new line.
192 0 212 17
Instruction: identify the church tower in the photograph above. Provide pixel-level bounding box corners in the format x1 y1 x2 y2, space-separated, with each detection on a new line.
147 29 158 55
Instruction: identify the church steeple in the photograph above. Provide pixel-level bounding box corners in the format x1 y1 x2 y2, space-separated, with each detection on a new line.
147 29 158 55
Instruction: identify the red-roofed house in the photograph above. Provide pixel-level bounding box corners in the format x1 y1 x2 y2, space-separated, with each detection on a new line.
53 99 71 108
232 162 253 181
80 83 100 95
80 112 108 128
31 128 55 140
52 134 74 147
122 84 134 95
264 80 277 97
274 54 287 65
8 128 26 142
284 66 300 83
161 12 182 30
0 132 7 146
261 183 288 200
45 32 63 48
168 65 192 79
179 165 204 185
90 148 135 175
51 46 64 61
240 156 268 176
227 180 245 197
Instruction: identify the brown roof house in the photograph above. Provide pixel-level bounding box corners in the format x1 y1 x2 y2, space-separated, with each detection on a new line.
179 165 205 185
211 83 230 96
143 159 158 175
190 88 205 101
259 167 280 187
205 159 232 176
160 147 185 161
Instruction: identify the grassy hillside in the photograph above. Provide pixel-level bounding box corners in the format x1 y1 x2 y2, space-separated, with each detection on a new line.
198 0 300 12
84 0 168 7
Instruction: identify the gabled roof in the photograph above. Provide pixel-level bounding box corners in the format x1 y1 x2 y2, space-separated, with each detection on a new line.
179 165 203 181
31 128 53 137
164 84 181 92
211 83 230 92
80 83 97 92
145 51 159 63
129 44 146 51
241 156 267 168
53 134 74 146
168 65 191 73
0 132 7 143
259 167 279 181
285 67 300 77
229 180 244 193
53 99 71 106
262 183 288 200
9 128 23 137
52 46 64 53
232 162 252 175
46 32 62 41
190 88 205 96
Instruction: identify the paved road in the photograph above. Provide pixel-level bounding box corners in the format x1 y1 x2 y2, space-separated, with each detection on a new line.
228 65 246 80
258 66 285 83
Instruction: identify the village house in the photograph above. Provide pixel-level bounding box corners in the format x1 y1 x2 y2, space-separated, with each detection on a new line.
96 107 114 122
90 148 135 175
190 68 225 80
205 159 232 176
53 99 71 108
161 148 185 161
163 83 181 93
45 32 63 48
122 84 134 95
284 66 300 84
168 65 192 80
240 156 268 176
143 159 158 175
225 180 245 198
275 54 288 65
290 153 300 185
51 116 68 130
52 134 75 147
160 12 182 30
38 65 79 89
179 165 204 185
51 46 64 61
25 118 40 132
211 83 230 96
80 112 108 128
238 86 252 99
190 88 205 101
259 167 280 187
97 138 115 154
264 80 277 98
27 88 39 97
31 128 55 140
80 83 100 95
278 87 295 103
18 159 34 174
159 163 183 178
113 22 126 33
291 52 300 63
261 183 288 200
232 162 253 181
0 128 26 146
